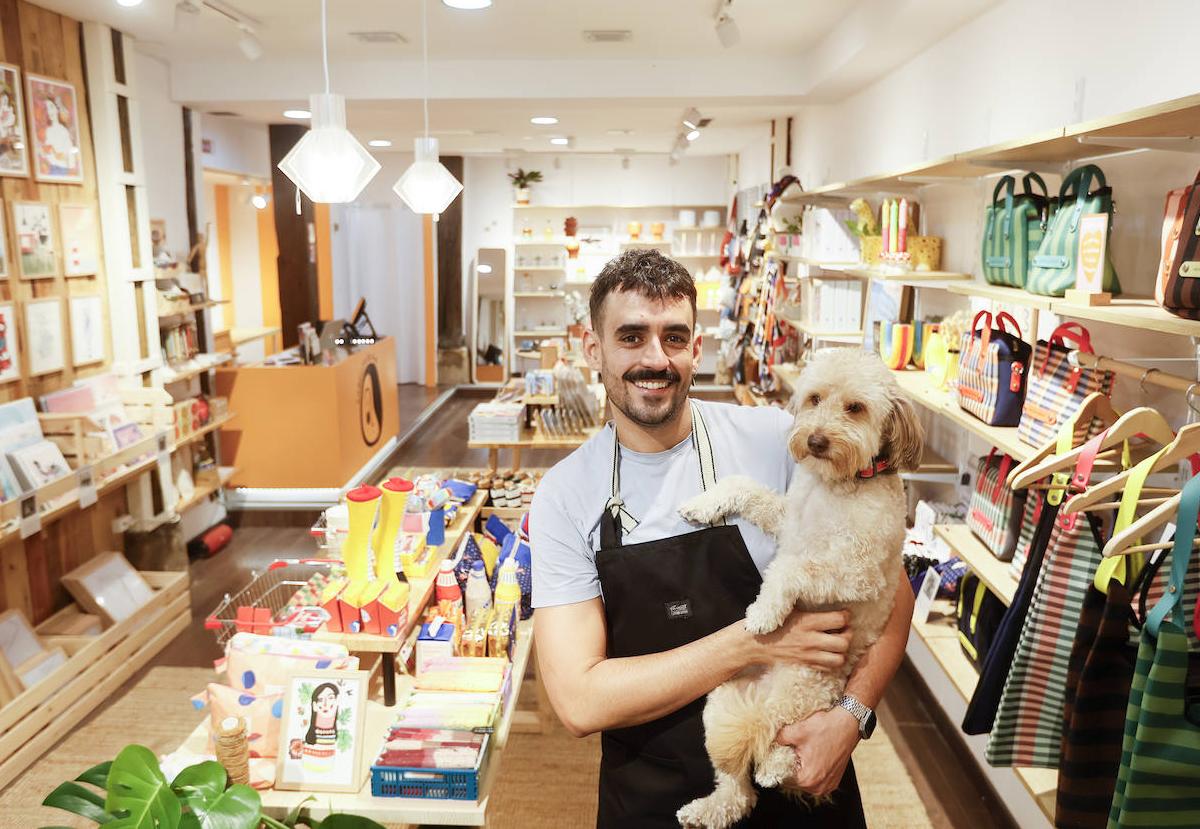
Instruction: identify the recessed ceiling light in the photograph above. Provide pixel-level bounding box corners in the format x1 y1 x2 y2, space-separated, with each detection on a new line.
606 128 634 136
116 0 144 6
477 263 493 274
686 129 701 141
368 139 393 147
530 116 558 126
442 0 492 8
549 137 570 146
283 109 311 119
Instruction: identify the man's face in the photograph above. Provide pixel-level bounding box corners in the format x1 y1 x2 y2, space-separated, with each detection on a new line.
585 289 700 428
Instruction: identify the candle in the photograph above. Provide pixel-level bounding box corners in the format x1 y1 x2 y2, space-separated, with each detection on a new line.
898 198 908 254
880 200 891 255
889 199 899 254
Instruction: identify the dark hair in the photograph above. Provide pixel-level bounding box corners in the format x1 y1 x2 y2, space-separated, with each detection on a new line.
304 682 340 745
589 249 697 333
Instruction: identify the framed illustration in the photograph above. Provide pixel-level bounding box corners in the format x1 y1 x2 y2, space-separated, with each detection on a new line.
9 440 70 489
0 208 8 278
25 298 64 375
26 74 82 184
62 552 154 626
0 304 20 384
276 669 369 793
59 203 98 276
69 294 104 366
12 202 57 279
0 63 28 178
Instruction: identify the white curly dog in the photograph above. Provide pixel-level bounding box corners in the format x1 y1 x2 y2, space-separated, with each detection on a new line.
675 349 923 828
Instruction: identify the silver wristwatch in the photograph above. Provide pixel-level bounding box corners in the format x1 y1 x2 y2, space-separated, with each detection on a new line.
837 694 877 740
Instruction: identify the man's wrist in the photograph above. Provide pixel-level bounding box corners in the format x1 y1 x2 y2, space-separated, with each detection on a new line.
831 703 861 736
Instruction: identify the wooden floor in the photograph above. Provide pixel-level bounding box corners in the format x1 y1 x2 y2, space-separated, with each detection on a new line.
126 384 1008 827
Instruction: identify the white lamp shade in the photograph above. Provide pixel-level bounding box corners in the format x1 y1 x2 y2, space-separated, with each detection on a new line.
394 137 463 215
277 93 381 204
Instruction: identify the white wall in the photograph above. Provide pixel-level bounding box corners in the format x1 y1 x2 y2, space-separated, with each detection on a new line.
228 196 266 364
200 116 271 179
135 51 190 261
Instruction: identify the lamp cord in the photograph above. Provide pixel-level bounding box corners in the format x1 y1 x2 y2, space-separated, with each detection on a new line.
421 0 430 138
321 0 330 93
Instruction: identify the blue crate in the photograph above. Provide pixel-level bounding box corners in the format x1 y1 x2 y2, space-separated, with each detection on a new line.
370 735 489 800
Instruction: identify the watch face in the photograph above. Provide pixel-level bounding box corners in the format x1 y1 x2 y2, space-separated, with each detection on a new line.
862 711 877 739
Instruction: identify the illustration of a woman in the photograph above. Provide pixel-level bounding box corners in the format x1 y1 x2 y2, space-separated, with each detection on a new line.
299 682 339 774
39 96 75 176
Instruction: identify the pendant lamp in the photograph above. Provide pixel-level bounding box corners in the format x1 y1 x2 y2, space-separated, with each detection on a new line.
394 0 463 216
277 0 380 203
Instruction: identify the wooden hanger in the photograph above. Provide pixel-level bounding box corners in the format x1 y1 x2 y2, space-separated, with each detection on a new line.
1103 489 1193 557
1064 422 1200 514
1008 406 1174 491
1005 393 1121 489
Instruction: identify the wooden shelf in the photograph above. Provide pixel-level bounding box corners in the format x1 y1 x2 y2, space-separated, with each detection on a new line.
158 299 229 324
514 238 568 247
892 369 1033 461
162 353 233 384
933 523 1018 605
620 240 671 248
841 268 971 283
172 413 236 451
512 265 565 272
1051 295 1200 338
945 282 1057 311
513 291 565 298
468 425 599 451
175 467 236 514
513 330 567 338
776 313 863 341
513 203 722 210
672 253 721 259
786 256 858 269
230 326 281 347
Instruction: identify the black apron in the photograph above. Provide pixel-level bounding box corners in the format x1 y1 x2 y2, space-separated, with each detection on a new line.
593 403 866 828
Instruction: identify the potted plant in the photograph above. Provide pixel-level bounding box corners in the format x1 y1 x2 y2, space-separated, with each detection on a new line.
508 168 543 205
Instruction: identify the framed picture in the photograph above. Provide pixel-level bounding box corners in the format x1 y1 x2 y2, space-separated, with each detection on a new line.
17 646 66 690
25 298 64 375
62 552 154 627
0 609 42 676
13 202 56 279
0 304 20 384
0 207 9 278
0 63 28 178
59 203 98 276
276 669 369 793
9 440 70 489
26 74 82 185
110 421 143 449
69 294 104 366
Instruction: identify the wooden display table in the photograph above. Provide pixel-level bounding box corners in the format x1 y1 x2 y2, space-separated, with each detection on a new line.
215 339 399 488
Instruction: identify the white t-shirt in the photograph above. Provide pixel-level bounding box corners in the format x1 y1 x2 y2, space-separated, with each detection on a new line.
530 398 795 608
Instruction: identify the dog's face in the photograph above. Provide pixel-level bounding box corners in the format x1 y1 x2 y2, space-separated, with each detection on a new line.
787 349 924 481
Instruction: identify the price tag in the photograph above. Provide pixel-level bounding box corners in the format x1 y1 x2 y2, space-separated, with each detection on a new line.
912 567 941 626
77 465 97 509
19 493 40 539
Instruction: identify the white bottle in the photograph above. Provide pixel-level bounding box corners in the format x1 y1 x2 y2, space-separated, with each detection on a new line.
464 560 493 620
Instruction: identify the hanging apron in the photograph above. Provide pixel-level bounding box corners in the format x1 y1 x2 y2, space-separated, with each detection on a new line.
593 402 866 829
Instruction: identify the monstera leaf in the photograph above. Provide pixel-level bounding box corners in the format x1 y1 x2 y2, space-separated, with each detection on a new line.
41 781 115 824
178 786 260 829
104 745 182 829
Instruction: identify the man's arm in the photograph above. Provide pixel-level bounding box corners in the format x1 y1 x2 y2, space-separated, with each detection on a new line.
535 598 854 738
776 571 914 795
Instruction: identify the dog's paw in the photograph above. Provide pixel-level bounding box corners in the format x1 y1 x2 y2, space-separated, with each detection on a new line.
679 490 728 526
744 600 785 635
676 791 750 829
754 744 795 789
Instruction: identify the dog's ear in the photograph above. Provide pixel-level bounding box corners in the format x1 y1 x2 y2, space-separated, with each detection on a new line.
881 389 924 472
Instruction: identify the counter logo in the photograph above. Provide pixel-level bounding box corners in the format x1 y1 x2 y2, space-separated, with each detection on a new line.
359 361 383 446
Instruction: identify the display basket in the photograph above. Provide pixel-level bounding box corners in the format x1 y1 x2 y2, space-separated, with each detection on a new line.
370 734 491 800
203 558 335 646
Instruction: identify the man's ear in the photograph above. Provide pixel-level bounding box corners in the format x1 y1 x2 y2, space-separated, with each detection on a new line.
583 325 602 372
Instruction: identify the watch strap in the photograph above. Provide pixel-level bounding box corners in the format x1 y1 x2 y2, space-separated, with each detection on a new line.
838 694 873 735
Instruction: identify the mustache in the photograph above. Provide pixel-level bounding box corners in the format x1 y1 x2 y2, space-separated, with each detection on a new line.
623 368 681 384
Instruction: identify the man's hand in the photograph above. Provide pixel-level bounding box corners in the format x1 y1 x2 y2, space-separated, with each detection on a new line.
775 706 860 796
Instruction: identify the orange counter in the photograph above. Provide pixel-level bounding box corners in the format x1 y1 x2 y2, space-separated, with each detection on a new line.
215 338 399 488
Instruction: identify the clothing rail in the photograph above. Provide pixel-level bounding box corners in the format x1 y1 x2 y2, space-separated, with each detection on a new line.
1070 350 1199 397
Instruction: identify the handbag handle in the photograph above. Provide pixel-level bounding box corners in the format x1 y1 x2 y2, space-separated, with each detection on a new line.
1061 164 1108 233
994 311 1022 338
1022 172 1048 200
1146 472 1200 637
1038 321 1094 378
976 447 998 495
995 454 1013 501
989 176 1017 242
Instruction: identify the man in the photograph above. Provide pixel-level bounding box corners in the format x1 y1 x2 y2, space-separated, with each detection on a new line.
530 249 913 827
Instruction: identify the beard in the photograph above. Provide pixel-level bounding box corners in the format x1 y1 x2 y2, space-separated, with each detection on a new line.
603 364 691 428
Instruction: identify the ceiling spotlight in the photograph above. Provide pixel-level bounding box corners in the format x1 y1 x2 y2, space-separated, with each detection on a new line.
116 0 144 7
714 2 740 48
238 24 264 60
368 139 393 147
442 0 492 8
550 137 570 146
250 193 269 210
682 108 702 130
530 116 558 125
283 109 311 119
686 129 701 141
477 263 493 274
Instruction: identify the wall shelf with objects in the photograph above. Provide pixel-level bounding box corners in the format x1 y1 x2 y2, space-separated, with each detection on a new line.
932 523 1018 605
892 369 1034 461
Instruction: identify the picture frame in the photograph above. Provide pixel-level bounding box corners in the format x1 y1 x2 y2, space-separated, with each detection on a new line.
9 440 71 489
275 669 370 793
0 609 43 678
0 207 9 278
61 552 154 627
110 421 144 449
69 294 105 366
0 63 29 178
12 202 57 279
26 73 83 185
17 645 66 690
59 203 98 276
0 303 20 384
25 297 65 375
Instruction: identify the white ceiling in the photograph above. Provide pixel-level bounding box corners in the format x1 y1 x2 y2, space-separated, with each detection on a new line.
40 0 999 156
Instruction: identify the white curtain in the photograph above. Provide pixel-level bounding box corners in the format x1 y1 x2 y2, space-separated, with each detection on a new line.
331 203 425 384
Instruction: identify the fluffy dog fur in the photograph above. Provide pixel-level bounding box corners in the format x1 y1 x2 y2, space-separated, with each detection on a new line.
675 349 923 828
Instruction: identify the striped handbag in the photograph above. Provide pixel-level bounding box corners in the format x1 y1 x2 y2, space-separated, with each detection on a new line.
1159 168 1200 319
1017 322 1114 448
956 311 1032 427
1026 164 1121 298
966 449 1028 561
982 172 1050 288
1109 474 1200 828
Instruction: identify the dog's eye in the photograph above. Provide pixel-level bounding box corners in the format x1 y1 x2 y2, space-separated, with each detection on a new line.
845 402 864 414
808 394 821 406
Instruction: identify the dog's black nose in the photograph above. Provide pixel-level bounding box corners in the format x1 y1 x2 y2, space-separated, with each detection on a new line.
807 433 829 455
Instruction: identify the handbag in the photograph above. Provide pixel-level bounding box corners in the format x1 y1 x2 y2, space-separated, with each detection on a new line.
1026 164 1121 297
956 572 1006 670
966 449 1029 561
1159 169 1200 319
981 172 1050 288
1108 474 1200 828
1017 322 1114 448
956 310 1032 427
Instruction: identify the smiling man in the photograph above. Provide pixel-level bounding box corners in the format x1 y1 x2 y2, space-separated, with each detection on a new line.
530 249 913 827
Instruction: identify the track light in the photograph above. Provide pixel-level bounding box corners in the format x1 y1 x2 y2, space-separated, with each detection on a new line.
682 108 702 131
250 193 269 210
238 24 263 60
686 129 700 142
714 2 739 48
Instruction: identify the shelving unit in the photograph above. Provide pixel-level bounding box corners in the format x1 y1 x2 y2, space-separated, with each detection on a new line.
172 413 237 451
933 523 1018 605
175 466 237 514
892 369 1033 461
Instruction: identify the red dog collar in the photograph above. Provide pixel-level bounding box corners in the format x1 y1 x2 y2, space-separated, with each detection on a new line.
856 459 890 479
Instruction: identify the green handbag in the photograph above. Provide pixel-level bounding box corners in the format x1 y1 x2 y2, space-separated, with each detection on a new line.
1026 164 1120 297
1108 473 1200 828
981 172 1050 288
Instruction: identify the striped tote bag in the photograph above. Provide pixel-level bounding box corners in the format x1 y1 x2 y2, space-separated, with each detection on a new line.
966 449 1028 561
1008 494 1043 581
956 311 1032 427
982 172 1050 288
1018 323 1114 448
1026 164 1121 298
1109 474 1200 828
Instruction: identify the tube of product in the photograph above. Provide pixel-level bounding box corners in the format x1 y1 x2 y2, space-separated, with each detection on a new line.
889 199 899 254
880 200 891 254
898 198 908 254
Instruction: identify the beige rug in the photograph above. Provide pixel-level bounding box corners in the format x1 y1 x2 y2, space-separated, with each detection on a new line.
1 667 931 829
